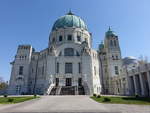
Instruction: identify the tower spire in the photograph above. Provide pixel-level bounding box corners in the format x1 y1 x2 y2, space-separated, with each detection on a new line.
108 26 111 31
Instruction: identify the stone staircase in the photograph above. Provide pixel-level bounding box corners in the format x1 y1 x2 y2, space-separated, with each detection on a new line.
56 86 62 95
49 86 85 95
78 86 85 95
50 87 57 95
60 86 75 95
46 84 55 95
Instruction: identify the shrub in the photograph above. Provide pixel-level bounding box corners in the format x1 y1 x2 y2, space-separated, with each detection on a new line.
21 92 25 95
34 94 37 98
3 94 7 98
93 94 96 97
103 97 111 102
97 95 101 98
7 98 14 102
135 94 139 98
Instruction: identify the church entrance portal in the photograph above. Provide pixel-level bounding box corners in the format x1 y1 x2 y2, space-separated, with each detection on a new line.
56 78 59 86
66 78 72 86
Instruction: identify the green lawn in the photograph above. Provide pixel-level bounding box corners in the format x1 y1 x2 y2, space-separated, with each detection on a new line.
91 96 150 105
0 96 39 104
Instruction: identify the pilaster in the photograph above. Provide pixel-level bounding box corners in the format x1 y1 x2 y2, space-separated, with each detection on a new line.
133 75 138 95
146 71 150 96
139 73 145 96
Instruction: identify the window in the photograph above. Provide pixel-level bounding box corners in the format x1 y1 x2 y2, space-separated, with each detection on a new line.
67 35 72 41
64 48 74 56
110 40 113 46
56 63 59 73
42 66 44 75
32 68 34 73
94 66 96 75
19 66 24 75
59 52 62 56
66 78 72 86
115 66 119 75
105 68 107 73
16 85 21 93
77 36 81 42
114 40 117 46
56 78 59 86
59 35 63 41
78 62 81 73
65 63 73 74
85 38 87 42
112 55 114 60
78 78 82 86
116 55 119 60
76 51 80 56
17 77 22 80
52 38 55 42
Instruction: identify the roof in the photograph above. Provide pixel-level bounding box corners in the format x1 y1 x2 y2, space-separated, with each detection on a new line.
52 11 87 31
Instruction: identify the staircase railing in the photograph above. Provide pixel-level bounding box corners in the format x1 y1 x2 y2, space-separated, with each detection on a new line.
56 86 62 95
47 83 55 95
75 86 78 95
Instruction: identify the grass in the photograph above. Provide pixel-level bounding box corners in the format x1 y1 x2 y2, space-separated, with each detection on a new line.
91 96 150 105
0 96 39 104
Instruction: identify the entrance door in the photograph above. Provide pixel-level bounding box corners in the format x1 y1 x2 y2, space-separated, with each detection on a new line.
66 78 72 86
78 78 82 86
56 78 59 86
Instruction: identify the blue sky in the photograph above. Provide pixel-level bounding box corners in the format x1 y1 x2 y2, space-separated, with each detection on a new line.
0 0 150 81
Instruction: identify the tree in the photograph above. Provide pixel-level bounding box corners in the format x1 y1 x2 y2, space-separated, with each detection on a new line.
0 76 8 90
138 55 149 65
0 76 4 83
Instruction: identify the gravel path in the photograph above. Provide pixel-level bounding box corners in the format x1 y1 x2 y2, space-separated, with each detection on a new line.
0 96 149 113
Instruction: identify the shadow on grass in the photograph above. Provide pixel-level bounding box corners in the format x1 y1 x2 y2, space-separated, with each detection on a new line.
122 97 150 102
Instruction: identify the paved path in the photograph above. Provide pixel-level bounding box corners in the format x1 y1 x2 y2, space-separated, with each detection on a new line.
0 96 150 113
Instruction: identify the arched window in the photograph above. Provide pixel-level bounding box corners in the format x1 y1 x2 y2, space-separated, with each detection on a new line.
77 36 81 42
64 48 74 56
59 35 63 41
56 63 59 73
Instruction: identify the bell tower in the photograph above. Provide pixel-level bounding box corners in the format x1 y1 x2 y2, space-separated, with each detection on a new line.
105 27 122 94
99 27 122 94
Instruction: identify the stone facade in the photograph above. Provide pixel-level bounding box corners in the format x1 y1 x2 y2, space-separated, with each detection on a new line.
98 28 122 94
8 12 101 95
8 12 149 96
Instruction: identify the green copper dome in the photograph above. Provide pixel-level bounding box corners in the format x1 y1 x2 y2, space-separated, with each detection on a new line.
105 27 117 37
52 11 88 31
99 41 104 50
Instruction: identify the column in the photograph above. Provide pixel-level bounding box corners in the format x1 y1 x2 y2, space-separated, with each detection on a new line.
146 71 150 96
127 76 132 95
133 75 138 95
139 73 145 96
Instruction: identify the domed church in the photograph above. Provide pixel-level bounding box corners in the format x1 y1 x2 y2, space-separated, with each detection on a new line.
8 11 122 95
